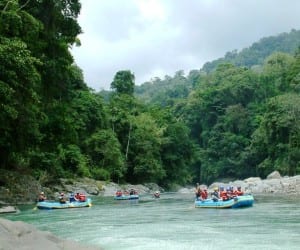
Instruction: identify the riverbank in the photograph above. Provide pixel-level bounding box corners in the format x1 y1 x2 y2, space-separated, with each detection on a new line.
179 171 300 195
0 170 299 208
0 170 163 206
0 218 101 250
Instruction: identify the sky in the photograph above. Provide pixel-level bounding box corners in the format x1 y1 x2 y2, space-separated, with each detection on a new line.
71 0 300 91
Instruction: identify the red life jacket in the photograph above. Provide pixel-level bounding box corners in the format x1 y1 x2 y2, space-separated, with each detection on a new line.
79 193 86 201
201 190 208 200
116 191 122 197
236 190 244 196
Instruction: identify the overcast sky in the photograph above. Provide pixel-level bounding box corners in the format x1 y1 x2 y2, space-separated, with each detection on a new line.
71 0 300 91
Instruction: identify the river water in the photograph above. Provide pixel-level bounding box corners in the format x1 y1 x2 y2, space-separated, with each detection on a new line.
3 193 300 250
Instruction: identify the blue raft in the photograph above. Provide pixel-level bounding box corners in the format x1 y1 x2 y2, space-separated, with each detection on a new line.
114 194 139 200
37 198 92 209
195 195 254 208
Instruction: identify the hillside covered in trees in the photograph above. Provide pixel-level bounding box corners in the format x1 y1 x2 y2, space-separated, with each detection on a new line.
1 0 299 190
135 29 300 105
135 29 300 183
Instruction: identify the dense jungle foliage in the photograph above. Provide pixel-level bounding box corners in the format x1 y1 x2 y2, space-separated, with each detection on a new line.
1 1 299 188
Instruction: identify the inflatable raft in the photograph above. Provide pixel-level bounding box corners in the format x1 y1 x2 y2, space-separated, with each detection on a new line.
195 195 254 208
37 198 92 209
114 194 139 200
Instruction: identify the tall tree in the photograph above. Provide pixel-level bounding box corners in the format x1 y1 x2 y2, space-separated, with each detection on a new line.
111 70 135 95
19 0 82 100
161 122 196 187
250 93 300 176
85 129 126 182
0 1 42 169
127 113 165 183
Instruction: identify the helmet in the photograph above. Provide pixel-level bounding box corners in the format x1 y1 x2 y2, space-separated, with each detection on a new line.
60 192 64 196
214 187 218 191
40 192 44 195
226 187 230 191
219 186 224 191
237 186 241 189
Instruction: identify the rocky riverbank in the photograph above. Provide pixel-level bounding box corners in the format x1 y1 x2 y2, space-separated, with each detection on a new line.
1 170 299 208
0 218 101 250
0 169 163 206
179 171 300 195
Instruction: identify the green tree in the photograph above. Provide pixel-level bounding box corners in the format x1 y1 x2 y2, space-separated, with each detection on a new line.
128 113 165 183
0 37 41 169
70 90 108 141
57 144 89 177
287 47 300 92
262 52 294 93
161 122 196 187
19 0 82 100
250 93 300 176
85 129 125 182
111 70 135 95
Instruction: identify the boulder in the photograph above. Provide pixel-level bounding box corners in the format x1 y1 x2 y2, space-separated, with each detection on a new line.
208 182 226 190
143 183 165 193
244 177 261 183
0 206 18 214
267 171 282 180
0 218 101 250
101 183 120 196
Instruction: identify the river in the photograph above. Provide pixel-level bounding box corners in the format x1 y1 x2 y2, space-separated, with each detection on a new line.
3 193 300 250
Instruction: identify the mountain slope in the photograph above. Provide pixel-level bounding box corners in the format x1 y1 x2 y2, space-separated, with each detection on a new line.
135 29 300 104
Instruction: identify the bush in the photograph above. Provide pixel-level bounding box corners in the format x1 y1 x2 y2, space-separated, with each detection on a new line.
91 168 110 181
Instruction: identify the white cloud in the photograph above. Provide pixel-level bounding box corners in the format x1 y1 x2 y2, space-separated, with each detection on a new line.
71 0 300 90
136 0 166 21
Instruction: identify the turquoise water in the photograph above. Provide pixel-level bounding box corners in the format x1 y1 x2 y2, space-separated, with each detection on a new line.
2 193 300 250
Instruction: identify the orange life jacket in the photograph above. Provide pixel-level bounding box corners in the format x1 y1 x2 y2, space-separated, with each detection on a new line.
220 191 229 201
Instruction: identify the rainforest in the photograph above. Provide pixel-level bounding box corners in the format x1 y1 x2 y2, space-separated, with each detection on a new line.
1 0 300 189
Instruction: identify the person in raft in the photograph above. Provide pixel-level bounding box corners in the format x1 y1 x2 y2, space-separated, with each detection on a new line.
69 193 77 202
153 191 160 198
38 191 47 202
59 192 68 204
115 190 123 197
220 187 231 201
195 183 202 199
211 187 220 202
129 189 137 195
234 186 244 196
75 192 86 202
200 188 208 200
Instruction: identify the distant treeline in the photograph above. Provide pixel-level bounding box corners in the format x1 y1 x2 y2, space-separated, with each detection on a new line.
0 1 299 188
